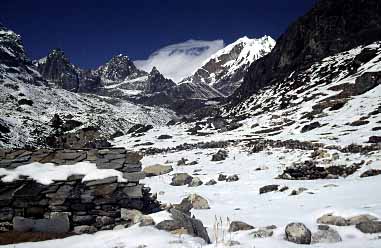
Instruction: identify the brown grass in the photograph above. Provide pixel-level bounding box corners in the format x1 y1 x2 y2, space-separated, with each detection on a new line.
0 231 74 245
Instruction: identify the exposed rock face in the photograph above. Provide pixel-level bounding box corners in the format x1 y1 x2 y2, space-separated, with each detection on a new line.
36 49 80 91
96 54 145 82
145 67 176 94
182 36 275 96
0 24 45 86
35 49 102 93
232 0 381 102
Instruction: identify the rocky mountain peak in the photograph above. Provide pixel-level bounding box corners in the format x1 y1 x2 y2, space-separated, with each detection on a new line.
0 24 45 85
232 0 381 102
96 54 145 82
36 48 79 91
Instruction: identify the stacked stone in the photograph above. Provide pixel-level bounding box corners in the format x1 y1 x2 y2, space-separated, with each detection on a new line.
0 147 159 233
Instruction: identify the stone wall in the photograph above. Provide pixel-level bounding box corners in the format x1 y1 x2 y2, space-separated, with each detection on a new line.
0 147 159 233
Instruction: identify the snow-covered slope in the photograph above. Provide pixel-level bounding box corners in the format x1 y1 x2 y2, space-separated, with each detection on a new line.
0 25 176 148
182 36 275 96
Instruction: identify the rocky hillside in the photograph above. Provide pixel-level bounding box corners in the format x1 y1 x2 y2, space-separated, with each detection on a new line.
232 0 381 102
0 24 45 86
35 49 101 93
182 36 275 96
0 25 175 148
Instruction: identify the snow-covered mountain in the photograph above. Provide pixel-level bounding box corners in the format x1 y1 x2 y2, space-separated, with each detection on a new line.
182 36 275 96
0 24 45 86
135 39 224 82
0 25 175 148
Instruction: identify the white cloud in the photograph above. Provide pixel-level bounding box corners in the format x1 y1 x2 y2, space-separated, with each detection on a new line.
134 39 224 82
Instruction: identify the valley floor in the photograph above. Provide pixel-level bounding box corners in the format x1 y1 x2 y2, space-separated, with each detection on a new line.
4 117 381 248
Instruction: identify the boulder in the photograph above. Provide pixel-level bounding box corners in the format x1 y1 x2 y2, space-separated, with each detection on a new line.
143 164 173 177
218 174 227 181
226 174 239 182
259 185 279 194
188 177 203 187
187 194 210 210
312 226 342 243
285 222 312 244
229 221 254 232
156 219 182 232
251 228 274 238
157 134 172 140
356 221 381 233
360 169 381 178
205 179 217 185
317 214 348 226
170 173 193 186
348 214 378 225
169 208 211 244
211 150 228 161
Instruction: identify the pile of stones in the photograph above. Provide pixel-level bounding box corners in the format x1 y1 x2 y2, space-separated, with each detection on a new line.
277 160 362 180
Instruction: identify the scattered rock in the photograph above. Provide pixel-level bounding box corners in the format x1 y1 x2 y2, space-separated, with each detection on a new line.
139 216 155 227
301 122 321 133
187 194 210 210
360 169 381 178
285 222 312 244
312 226 342 243
156 220 182 232
177 158 188 166
369 136 381 144
170 173 193 186
226 174 239 182
169 209 211 244
356 221 381 234
143 164 173 177
348 214 378 225
211 150 228 161
259 185 279 194
188 177 203 187
157 134 172 140
251 228 274 238
229 221 254 232
217 174 227 181
290 187 308 196
205 179 217 185
317 214 348 226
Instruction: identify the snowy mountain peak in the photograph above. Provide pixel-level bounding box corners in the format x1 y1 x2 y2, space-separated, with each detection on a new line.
182 35 275 96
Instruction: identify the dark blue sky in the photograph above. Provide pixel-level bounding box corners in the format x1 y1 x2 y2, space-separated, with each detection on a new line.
1 0 315 69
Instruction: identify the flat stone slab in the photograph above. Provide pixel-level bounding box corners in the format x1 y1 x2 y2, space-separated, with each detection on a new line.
13 215 70 233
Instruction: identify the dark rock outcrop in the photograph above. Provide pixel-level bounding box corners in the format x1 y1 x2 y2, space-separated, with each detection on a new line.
0 24 45 86
232 0 381 102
